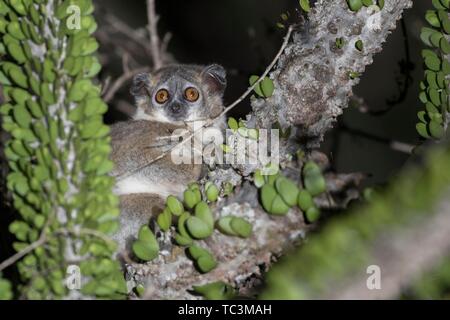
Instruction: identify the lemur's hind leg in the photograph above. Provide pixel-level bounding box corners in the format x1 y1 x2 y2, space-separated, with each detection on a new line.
113 193 164 252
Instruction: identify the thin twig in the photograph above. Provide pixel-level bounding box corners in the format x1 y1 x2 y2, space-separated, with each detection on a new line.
0 221 115 273
340 123 415 154
0 214 54 273
104 14 150 52
0 236 47 273
146 0 163 69
103 66 151 103
62 228 117 246
116 25 295 181
161 32 173 54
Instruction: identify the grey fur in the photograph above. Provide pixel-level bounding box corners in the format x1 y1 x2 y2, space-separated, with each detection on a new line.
110 64 227 251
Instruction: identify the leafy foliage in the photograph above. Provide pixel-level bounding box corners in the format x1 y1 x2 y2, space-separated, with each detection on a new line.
0 0 124 299
255 161 325 222
417 0 450 140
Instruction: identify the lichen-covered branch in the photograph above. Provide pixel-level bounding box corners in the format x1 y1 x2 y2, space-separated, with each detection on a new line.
252 0 413 146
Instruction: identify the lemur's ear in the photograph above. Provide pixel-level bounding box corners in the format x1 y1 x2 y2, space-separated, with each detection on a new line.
130 73 151 98
201 64 227 96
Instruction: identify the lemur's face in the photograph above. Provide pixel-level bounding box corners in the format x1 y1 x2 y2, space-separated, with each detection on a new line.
131 64 227 123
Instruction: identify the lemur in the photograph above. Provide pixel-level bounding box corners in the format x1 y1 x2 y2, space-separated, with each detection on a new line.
109 64 227 250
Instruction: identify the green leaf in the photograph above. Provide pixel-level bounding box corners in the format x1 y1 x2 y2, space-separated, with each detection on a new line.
425 10 441 28
68 79 92 102
138 225 156 243
439 37 450 54
428 87 441 106
184 189 200 209
299 0 311 13
206 183 219 202
13 104 31 128
132 240 158 261
177 211 192 239
220 144 232 153
260 77 275 98
195 201 214 229
270 196 290 215
249 75 264 97
440 0 450 9
298 189 314 211
188 245 218 273
275 177 299 207
7 42 26 63
227 117 238 131
186 216 213 239
418 111 428 124
0 278 12 300
416 122 431 139
135 284 145 297
429 120 445 139
425 55 441 71
253 169 265 188
216 216 238 236
167 195 184 216
261 184 277 213
433 0 446 10
421 27 436 46
197 255 217 273
230 217 252 238
157 208 172 232
188 245 212 260
305 206 321 223
346 0 363 12
249 76 274 98
193 281 234 300
248 128 259 140
303 162 326 196
175 233 193 246
438 10 450 34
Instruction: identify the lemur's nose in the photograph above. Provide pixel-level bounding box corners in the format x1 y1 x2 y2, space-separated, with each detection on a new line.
170 104 183 114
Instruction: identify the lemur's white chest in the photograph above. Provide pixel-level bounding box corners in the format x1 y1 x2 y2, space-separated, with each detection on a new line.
114 114 225 199
114 175 185 199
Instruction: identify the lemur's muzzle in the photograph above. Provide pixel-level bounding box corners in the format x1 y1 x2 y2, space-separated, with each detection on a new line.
170 104 183 114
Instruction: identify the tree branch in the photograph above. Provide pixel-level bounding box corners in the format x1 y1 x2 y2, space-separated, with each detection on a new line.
146 0 163 69
252 0 414 146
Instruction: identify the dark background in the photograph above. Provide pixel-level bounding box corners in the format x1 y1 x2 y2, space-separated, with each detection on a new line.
95 0 431 187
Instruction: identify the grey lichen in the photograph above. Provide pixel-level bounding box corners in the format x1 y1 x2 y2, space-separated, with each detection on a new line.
253 0 413 147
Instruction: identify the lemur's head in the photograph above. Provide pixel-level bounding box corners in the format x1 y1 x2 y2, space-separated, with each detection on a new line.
130 64 227 123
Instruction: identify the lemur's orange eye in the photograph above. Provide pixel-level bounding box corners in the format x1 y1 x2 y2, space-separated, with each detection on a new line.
155 89 169 104
184 87 200 102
